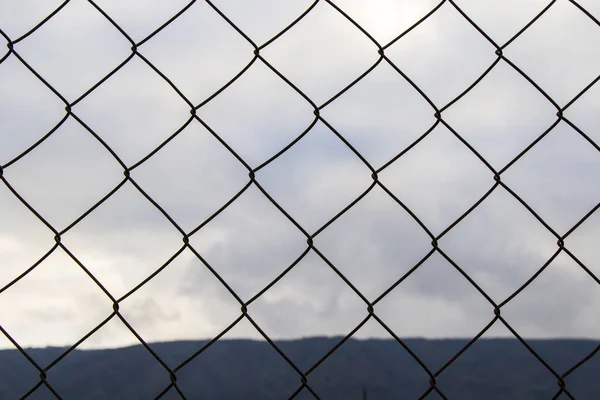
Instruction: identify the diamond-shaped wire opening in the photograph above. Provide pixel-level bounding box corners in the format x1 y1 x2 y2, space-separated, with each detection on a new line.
73 56 191 166
503 0 600 104
303 320 434 398
2 117 123 228
0 55 65 165
384 1 497 107
320 61 436 167
246 250 366 343
373 251 493 342
60 182 184 300
439 187 558 301
167 318 302 399
261 1 379 104
139 1 254 105
501 122 600 234
255 120 373 233
441 61 558 169
188 184 308 301
118 249 241 350
196 60 315 167
314 185 432 299
12 0 131 100
379 124 493 233
129 121 249 233
434 323 559 399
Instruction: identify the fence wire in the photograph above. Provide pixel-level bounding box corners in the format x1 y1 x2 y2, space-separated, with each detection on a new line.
1 0 599 399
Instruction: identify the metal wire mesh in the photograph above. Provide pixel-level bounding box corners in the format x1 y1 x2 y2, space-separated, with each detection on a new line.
1 1 599 399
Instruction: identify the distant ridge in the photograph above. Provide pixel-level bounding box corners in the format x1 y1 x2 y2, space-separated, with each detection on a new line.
2 337 598 399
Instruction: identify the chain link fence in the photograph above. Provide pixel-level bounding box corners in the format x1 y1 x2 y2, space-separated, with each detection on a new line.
1 0 599 398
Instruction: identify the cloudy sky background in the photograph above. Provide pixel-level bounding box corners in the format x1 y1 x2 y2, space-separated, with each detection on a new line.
0 0 599 350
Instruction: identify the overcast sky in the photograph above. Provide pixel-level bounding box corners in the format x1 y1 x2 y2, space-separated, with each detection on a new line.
0 0 599 351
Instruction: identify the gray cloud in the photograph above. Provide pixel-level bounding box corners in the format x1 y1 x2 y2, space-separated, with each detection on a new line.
0 1 598 350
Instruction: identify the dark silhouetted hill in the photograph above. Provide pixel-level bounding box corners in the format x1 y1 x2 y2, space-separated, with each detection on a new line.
1 338 598 399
